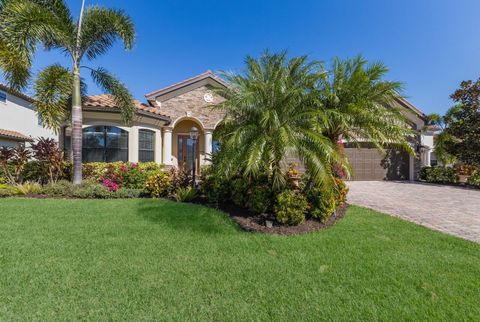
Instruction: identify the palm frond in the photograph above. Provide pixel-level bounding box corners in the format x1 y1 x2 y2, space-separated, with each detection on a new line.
79 6 135 60
89 67 134 124
214 51 340 190
34 64 84 131
0 37 31 89
318 55 412 155
0 0 74 88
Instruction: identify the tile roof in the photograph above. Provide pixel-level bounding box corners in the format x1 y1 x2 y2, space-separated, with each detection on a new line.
0 128 33 141
83 94 171 122
0 83 35 103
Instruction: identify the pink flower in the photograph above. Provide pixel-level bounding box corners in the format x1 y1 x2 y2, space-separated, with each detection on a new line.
101 177 119 192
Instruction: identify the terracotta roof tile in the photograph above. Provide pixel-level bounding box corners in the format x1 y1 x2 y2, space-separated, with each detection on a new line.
83 94 171 122
0 128 33 141
0 83 35 103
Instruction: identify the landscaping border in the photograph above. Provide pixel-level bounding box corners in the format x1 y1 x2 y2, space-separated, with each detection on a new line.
217 202 348 236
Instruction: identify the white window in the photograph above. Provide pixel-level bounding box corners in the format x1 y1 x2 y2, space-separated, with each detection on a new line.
138 129 155 162
0 91 6 103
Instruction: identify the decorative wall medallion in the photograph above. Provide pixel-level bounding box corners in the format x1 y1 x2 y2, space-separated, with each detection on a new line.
203 92 214 103
186 111 192 117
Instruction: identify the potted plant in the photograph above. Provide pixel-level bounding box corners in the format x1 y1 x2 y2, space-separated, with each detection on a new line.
456 164 476 183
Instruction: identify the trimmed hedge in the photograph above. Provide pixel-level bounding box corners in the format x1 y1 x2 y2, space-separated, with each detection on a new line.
419 166 458 184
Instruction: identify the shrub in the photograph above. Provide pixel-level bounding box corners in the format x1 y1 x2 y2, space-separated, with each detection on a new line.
144 172 172 197
467 170 480 187
30 137 64 184
0 146 15 184
173 186 198 202
246 185 273 214
231 177 249 207
0 184 15 197
40 180 75 196
81 162 162 189
274 190 308 225
200 167 230 205
306 187 337 223
11 145 31 184
419 166 458 183
333 177 348 206
11 182 42 195
40 180 142 199
100 177 120 192
121 165 147 189
114 188 142 199
72 183 113 199
0 146 32 184
22 161 43 182
170 168 193 191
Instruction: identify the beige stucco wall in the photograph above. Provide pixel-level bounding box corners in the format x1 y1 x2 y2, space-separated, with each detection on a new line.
62 111 165 164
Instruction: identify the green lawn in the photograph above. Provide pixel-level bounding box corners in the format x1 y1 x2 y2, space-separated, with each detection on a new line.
0 198 479 321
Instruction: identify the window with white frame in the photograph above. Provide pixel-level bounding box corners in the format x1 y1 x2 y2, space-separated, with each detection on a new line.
138 129 155 162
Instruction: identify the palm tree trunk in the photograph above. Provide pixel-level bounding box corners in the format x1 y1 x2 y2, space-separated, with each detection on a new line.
72 0 86 185
71 65 83 184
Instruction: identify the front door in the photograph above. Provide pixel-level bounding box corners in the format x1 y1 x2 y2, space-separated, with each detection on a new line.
177 135 199 174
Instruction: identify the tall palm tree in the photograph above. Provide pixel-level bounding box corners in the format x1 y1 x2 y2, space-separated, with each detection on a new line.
215 51 344 190
317 56 414 155
0 0 135 184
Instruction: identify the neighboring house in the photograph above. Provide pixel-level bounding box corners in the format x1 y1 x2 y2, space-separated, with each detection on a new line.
1 71 435 181
343 97 434 180
0 84 57 147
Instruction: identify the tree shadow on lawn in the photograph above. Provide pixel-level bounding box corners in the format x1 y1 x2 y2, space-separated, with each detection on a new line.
135 199 238 235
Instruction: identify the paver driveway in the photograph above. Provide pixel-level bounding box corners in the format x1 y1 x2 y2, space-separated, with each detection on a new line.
347 181 480 243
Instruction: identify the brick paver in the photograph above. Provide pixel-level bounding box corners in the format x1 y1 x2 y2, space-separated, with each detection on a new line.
347 181 480 243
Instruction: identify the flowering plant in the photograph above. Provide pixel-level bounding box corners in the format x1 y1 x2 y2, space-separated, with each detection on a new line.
100 177 120 192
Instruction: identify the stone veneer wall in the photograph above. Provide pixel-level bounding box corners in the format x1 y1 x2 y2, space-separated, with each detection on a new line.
158 85 225 129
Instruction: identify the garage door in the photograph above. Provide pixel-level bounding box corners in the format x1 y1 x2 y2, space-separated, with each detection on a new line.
344 143 410 181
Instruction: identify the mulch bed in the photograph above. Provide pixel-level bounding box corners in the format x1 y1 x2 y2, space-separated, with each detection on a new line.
216 201 349 236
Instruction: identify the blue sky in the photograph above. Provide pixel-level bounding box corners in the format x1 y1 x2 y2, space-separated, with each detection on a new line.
6 0 480 115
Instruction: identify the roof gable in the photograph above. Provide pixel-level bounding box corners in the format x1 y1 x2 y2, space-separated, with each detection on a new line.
145 71 228 105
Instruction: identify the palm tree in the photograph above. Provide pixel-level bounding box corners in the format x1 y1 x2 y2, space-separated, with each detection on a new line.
0 0 135 184
317 56 414 155
215 51 344 190
426 105 462 166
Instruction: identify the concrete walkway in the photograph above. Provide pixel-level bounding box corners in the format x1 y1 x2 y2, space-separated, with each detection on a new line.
347 181 480 243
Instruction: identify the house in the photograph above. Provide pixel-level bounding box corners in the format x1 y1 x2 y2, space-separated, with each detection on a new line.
60 71 226 175
0 84 56 147
2 71 435 181
343 97 435 180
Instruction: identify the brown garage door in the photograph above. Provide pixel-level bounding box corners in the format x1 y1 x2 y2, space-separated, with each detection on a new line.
344 143 410 181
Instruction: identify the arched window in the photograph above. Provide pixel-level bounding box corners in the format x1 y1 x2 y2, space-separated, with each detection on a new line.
138 129 155 162
82 126 128 163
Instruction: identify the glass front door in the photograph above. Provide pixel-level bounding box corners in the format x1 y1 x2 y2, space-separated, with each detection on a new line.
178 135 199 174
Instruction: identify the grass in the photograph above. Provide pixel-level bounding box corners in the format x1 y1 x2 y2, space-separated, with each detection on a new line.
0 198 479 321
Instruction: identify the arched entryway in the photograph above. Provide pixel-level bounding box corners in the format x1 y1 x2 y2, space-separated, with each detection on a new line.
172 118 204 174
